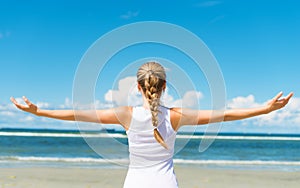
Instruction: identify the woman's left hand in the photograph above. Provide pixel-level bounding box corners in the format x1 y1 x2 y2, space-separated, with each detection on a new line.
10 96 39 115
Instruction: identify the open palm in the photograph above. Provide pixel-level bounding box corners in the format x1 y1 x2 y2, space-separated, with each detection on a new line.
10 96 38 115
266 92 293 112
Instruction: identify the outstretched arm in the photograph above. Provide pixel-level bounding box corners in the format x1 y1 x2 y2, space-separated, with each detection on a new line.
171 92 293 130
223 92 293 121
11 96 77 121
10 96 132 129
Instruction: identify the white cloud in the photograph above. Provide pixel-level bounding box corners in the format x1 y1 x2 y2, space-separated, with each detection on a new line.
94 99 114 109
227 94 260 109
21 115 35 122
167 90 203 108
0 104 5 110
58 97 113 110
161 88 175 107
59 97 72 108
105 76 141 106
36 101 50 108
104 76 203 109
0 98 24 112
120 11 139 19
0 111 16 117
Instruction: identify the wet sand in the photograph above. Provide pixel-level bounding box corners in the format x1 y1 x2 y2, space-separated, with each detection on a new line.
1 166 300 188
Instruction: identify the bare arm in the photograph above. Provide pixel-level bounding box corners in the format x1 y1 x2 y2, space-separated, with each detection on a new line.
10 96 132 129
171 92 293 131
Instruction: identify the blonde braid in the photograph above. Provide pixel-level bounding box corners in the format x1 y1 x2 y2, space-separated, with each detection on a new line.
137 62 168 149
144 75 159 126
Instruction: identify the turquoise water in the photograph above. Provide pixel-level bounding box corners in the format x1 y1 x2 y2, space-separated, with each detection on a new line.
1 128 300 171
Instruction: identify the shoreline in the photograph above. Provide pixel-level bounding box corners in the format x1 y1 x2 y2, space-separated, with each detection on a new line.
2 159 300 172
1 166 300 188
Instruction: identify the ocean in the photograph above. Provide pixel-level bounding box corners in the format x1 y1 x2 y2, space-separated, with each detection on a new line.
1 128 300 171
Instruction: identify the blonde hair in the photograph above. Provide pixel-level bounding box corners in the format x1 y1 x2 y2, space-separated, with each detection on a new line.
137 62 168 149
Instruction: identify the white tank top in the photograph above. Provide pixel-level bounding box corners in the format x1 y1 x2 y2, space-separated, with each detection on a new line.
124 106 178 188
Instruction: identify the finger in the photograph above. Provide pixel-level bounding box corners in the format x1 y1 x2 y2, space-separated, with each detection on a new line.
10 97 24 107
273 91 283 101
285 92 294 101
22 96 32 106
10 97 27 109
10 97 18 105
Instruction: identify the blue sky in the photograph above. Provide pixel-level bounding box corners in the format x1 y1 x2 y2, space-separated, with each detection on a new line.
0 0 299 133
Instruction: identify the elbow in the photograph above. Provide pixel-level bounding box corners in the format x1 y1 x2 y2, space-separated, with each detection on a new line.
223 111 235 122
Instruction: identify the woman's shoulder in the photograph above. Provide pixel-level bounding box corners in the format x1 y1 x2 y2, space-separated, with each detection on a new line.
113 106 133 113
113 106 133 129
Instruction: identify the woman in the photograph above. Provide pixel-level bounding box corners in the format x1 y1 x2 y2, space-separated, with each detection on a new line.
11 62 293 188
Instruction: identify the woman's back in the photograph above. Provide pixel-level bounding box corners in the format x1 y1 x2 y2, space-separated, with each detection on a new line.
124 106 178 188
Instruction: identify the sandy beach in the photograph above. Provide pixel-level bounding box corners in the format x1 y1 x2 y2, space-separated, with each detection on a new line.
1 166 300 188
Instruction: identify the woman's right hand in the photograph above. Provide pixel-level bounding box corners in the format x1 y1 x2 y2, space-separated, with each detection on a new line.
265 92 293 113
10 96 39 115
